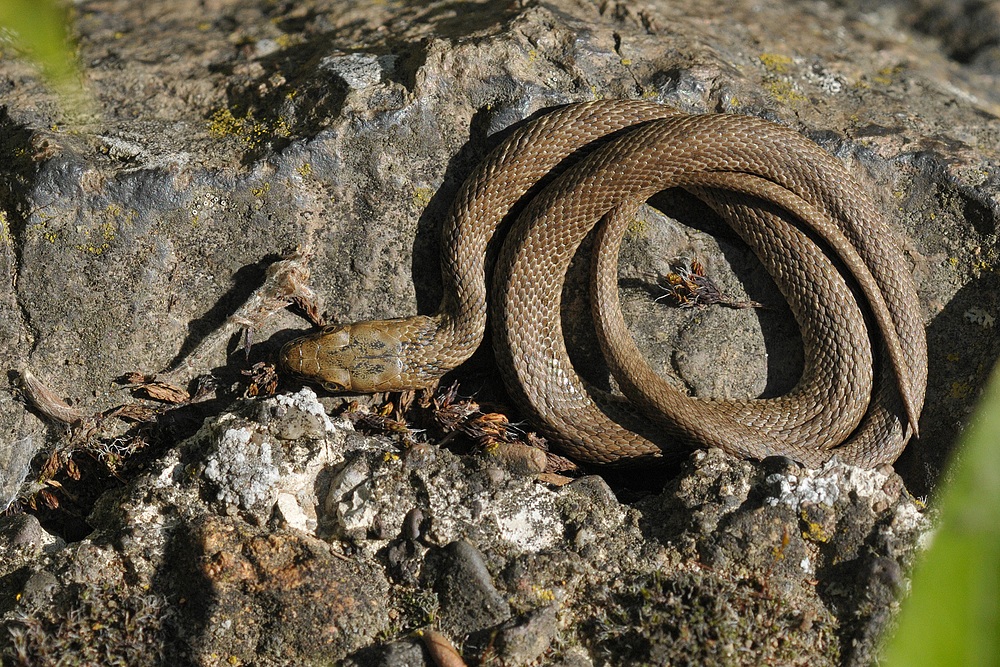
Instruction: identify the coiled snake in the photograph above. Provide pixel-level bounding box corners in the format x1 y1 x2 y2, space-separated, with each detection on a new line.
280 100 927 468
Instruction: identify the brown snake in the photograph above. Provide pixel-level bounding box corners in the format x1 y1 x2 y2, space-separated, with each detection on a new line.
280 99 927 468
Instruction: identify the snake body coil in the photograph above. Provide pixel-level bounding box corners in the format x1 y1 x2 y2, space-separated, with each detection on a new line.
280 100 927 468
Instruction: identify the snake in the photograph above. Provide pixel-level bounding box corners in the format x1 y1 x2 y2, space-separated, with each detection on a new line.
279 99 927 468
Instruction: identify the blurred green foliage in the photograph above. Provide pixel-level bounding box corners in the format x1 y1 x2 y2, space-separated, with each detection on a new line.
882 363 1000 666
0 0 82 97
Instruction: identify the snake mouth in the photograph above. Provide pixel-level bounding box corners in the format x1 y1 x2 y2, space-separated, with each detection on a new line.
277 337 306 376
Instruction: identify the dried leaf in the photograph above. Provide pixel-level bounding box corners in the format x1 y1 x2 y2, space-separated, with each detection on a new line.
39 450 62 480
420 629 467 667
536 472 576 486
20 369 83 424
39 490 59 510
109 403 163 422
138 381 190 404
119 371 154 385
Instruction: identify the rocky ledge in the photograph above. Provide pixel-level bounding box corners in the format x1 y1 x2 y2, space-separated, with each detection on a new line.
1 0 998 664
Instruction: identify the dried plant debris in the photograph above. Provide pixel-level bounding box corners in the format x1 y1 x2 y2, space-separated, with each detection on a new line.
655 259 764 309
242 361 281 398
345 382 573 473
155 252 316 388
118 373 192 404
290 291 328 328
19 370 84 426
3 580 173 666
12 372 195 524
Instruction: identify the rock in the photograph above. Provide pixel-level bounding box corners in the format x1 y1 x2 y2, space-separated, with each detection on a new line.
0 514 64 554
194 387 348 524
351 638 429 667
0 0 994 664
426 540 512 637
493 604 560 666
0 387 931 665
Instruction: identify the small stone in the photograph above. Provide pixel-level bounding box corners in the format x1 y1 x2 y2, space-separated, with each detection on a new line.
363 638 427 666
19 570 60 605
494 605 559 665
403 507 425 541
487 442 548 475
319 53 390 90
428 540 511 636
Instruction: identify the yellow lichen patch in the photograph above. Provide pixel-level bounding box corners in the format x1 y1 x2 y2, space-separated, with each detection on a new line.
207 107 284 149
251 182 271 198
26 212 59 244
74 221 117 255
759 53 795 74
412 186 434 209
0 211 10 246
532 585 556 603
272 116 292 138
756 54 808 105
950 381 973 400
275 33 300 49
625 213 648 240
296 162 312 177
800 513 830 543
872 64 904 86
207 107 242 138
765 79 808 104
72 204 136 255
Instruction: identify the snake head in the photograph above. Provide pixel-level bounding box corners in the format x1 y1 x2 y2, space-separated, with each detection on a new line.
279 321 406 393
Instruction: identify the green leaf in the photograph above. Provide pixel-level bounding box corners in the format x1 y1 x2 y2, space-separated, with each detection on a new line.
882 363 1000 666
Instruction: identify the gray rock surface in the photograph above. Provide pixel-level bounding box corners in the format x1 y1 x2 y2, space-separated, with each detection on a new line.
0 393 929 664
0 0 998 664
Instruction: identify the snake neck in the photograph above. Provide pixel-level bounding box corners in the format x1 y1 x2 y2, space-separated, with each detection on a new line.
430 289 488 364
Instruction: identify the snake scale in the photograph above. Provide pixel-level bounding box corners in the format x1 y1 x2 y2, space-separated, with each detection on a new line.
280 99 927 468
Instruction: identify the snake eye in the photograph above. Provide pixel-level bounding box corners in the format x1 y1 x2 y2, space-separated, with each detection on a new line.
320 324 351 348
320 368 353 392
